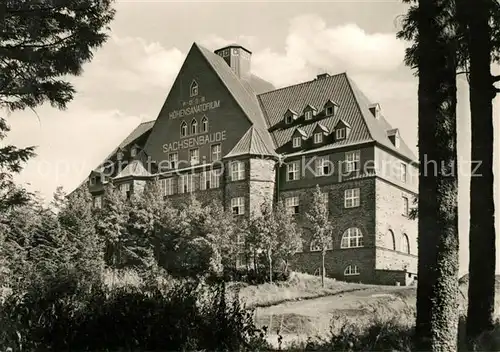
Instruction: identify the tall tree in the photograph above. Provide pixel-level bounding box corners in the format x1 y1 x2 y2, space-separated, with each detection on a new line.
399 0 460 349
94 183 128 269
305 185 332 288
459 0 500 344
273 200 301 273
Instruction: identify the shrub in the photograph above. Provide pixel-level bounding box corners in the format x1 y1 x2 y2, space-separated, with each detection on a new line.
222 267 291 285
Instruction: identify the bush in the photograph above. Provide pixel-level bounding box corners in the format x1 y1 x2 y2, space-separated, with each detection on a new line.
0 274 270 351
222 267 291 285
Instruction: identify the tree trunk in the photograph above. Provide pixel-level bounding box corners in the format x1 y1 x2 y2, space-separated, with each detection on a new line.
321 250 326 288
465 0 496 345
268 249 273 284
415 0 460 350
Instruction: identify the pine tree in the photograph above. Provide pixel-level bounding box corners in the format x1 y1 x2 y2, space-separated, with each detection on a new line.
95 183 128 269
305 185 332 288
398 0 460 349
58 187 104 283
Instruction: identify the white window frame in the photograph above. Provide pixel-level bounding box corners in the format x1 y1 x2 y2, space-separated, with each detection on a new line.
402 196 409 216
169 152 178 169
310 238 333 252
326 106 334 116
161 178 175 196
401 234 410 254
285 114 293 124
120 183 131 198
211 170 220 188
305 110 312 120
292 136 302 148
189 148 199 165
313 132 323 144
400 163 407 183
201 116 208 133
201 171 219 190
285 196 299 214
94 195 102 209
336 128 346 140
344 188 360 208
191 119 198 135
211 144 221 161
344 265 360 276
179 174 195 193
180 121 188 137
341 228 364 249
345 150 360 172
89 176 96 186
130 147 137 158
315 157 331 177
231 197 245 215
286 161 300 181
117 151 124 161
230 161 245 181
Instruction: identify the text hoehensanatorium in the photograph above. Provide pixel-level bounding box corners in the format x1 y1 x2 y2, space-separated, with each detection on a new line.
163 99 226 153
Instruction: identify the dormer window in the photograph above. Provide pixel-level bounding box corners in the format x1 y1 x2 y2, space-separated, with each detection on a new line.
324 100 339 117
190 80 198 97
180 121 188 137
201 115 208 133
387 129 400 148
336 128 346 140
314 132 323 144
305 110 312 120
89 176 96 186
191 118 198 135
284 109 298 125
292 136 302 148
369 103 381 118
117 150 124 161
130 147 137 158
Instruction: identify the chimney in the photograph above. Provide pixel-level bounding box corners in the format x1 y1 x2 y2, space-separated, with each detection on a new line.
214 44 252 80
316 73 330 80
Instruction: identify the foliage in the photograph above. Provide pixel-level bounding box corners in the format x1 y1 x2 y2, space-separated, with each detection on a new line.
305 185 332 288
0 0 115 111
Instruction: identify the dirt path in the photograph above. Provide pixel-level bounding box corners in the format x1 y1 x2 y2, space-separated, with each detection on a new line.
254 286 416 347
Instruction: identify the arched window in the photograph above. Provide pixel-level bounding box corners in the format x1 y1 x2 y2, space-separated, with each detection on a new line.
387 229 396 250
191 119 198 135
341 228 364 248
180 121 188 137
201 115 208 133
190 80 198 97
401 234 410 254
344 265 360 276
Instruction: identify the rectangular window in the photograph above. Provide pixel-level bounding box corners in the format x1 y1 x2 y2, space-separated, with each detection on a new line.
315 157 331 177
235 233 246 267
286 161 300 181
211 170 220 188
344 188 360 208
178 175 195 193
292 136 301 148
211 144 221 161
285 196 300 214
322 192 329 207
200 171 209 190
89 176 96 186
94 195 102 209
402 196 409 216
336 128 346 140
305 110 312 120
400 163 407 183
230 161 245 181
169 153 178 169
231 197 245 215
189 149 199 165
161 178 175 196
313 132 323 144
345 150 360 172
326 106 334 116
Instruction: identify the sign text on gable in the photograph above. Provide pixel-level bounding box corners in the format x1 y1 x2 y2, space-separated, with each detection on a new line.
169 100 221 119
162 131 227 153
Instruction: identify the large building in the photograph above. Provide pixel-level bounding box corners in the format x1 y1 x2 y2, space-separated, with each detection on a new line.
85 42 418 285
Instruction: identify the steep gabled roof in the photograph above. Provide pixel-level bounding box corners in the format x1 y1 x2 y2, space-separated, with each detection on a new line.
224 126 277 159
257 72 416 161
114 151 152 179
196 43 276 151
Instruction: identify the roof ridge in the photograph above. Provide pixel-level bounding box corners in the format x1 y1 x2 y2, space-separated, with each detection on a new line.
257 72 347 98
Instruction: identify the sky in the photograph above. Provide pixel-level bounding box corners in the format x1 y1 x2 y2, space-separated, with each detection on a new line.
4 0 499 275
